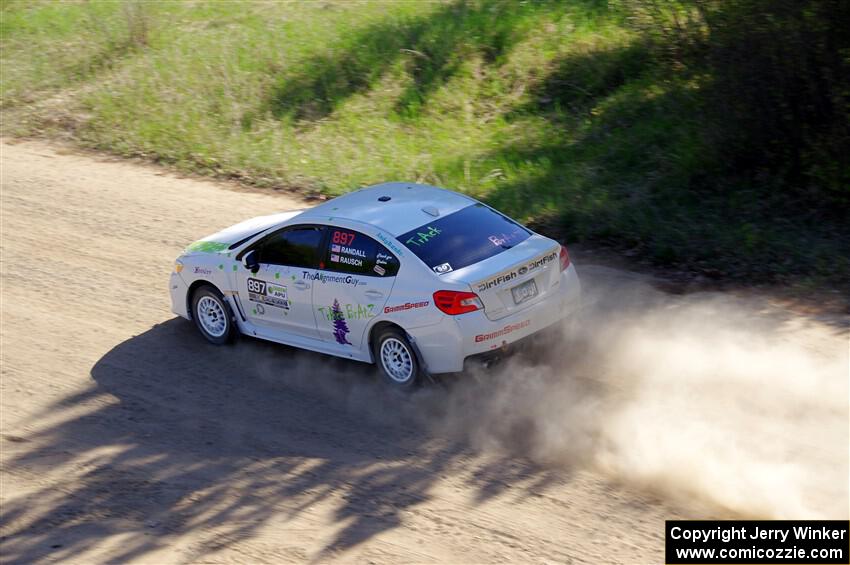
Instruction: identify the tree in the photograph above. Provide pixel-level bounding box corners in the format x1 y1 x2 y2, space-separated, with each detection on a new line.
331 299 351 345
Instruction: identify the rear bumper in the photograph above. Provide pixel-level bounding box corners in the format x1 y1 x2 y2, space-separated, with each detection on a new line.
411 263 581 374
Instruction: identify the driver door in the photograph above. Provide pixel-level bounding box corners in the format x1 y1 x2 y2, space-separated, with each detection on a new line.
236 225 326 339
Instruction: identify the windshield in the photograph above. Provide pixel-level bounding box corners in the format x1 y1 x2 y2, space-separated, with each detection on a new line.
397 203 531 274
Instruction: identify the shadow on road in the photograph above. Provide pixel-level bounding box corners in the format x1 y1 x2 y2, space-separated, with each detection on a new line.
3 272 844 562
0 317 563 563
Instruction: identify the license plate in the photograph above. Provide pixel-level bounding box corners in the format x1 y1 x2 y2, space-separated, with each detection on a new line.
511 279 538 305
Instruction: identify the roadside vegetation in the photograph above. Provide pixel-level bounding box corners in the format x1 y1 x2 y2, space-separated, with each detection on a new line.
2 0 847 290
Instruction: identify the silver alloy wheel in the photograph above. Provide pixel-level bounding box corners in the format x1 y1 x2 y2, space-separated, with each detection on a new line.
380 337 414 383
197 295 227 338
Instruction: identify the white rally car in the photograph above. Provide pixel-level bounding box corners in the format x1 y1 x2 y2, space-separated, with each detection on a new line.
170 182 581 388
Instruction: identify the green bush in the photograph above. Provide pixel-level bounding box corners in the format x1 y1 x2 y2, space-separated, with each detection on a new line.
1 0 847 287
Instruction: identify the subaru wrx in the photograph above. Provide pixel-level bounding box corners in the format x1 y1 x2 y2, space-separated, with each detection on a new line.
170 182 581 388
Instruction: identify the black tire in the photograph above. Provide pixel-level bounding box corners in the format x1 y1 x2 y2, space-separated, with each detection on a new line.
373 327 420 389
191 286 236 345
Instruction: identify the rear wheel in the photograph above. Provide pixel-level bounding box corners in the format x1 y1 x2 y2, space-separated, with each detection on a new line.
374 328 420 389
191 286 235 344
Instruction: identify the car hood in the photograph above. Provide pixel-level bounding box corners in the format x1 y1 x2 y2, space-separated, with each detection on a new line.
183 210 304 254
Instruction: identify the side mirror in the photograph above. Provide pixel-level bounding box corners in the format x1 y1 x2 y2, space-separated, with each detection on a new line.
242 249 260 273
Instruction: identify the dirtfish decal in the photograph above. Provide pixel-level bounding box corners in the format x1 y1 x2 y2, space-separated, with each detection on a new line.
476 252 557 292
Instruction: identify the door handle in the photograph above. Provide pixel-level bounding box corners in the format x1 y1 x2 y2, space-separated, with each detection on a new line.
364 290 384 299
294 280 310 290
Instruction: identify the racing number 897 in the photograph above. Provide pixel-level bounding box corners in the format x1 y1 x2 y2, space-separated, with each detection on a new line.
332 231 356 245
247 278 266 294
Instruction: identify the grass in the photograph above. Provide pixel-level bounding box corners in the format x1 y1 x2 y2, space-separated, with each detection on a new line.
1 0 847 290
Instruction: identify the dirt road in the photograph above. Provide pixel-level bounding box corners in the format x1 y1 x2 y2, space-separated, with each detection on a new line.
1 139 847 564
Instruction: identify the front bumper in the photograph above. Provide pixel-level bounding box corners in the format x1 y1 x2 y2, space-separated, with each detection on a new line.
411 263 581 374
169 271 191 319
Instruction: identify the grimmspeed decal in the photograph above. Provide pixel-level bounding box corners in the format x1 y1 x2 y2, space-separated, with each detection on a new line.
247 277 290 310
476 251 557 292
301 271 365 286
474 320 531 343
384 301 429 314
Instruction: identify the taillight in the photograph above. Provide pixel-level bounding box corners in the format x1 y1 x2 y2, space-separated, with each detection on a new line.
559 245 570 271
433 290 483 315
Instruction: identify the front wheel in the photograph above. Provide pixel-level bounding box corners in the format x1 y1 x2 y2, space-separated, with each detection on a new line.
191 286 235 344
374 328 420 389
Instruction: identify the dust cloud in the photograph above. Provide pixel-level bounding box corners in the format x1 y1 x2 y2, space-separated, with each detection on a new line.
431 276 849 519
251 274 848 519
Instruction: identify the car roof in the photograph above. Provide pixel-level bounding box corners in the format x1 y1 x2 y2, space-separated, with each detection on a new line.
296 182 476 236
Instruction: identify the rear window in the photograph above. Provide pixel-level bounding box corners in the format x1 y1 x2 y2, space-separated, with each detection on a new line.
397 203 531 274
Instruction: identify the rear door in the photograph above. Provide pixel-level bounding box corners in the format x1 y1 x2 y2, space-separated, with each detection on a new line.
235 225 326 338
311 227 400 350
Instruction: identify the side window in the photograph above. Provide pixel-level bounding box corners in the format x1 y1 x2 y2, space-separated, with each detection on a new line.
258 225 325 267
324 228 399 277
